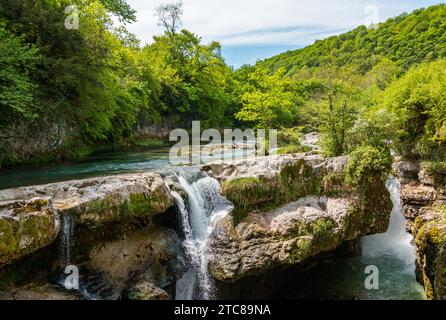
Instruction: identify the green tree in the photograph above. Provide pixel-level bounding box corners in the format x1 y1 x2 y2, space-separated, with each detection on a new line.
236 68 299 129
300 66 364 156
0 22 40 126
378 59 446 159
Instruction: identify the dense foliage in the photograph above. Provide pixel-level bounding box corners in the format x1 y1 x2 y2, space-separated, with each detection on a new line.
0 2 445 167
0 0 236 165
260 4 446 76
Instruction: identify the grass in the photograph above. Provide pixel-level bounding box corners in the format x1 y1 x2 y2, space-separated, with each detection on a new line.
276 144 312 155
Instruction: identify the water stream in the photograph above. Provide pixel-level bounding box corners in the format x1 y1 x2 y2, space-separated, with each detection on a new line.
60 214 74 268
171 170 232 300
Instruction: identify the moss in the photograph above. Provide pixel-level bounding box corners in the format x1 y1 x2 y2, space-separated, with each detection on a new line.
0 239 60 290
222 160 322 225
0 220 18 262
288 237 313 264
222 177 275 225
359 177 392 232
312 218 337 247
83 189 172 226
321 170 351 196
422 161 446 186
415 217 446 300
0 203 56 266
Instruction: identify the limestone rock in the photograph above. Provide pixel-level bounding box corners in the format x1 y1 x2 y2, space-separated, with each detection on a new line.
0 173 174 226
0 284 79 300
0 198 59 266
84 227 185 299
126 282 169 300
299 132 321 151
202 154 325 183
413 211 446 300
393 159 420 183
209 195 389 282
395 159 446 300
206 153 390 282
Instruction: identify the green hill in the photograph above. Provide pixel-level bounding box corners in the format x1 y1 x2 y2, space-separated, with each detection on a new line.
259 4 446 76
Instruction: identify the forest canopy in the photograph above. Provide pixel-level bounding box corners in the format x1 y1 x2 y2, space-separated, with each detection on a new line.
0 1 445 166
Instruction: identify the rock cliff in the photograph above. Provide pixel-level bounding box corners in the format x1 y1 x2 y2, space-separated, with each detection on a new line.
396 159 446 300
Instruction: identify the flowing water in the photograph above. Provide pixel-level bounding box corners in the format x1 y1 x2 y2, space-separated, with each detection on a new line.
0 142 256 190
171 170 232 300
277 177 426 300
60 214 74 268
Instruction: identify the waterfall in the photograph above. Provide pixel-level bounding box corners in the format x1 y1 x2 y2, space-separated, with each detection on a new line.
172 171 232 300
361 178 416 267
61 213 74 267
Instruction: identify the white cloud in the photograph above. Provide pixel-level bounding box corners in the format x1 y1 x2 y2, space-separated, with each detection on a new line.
123 0 442 46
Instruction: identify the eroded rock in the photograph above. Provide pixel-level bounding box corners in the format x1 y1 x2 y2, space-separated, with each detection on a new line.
395 159 446 300
207 154 391 282
0 198 59 266
126 282 169 300
84 227 185 299
0 173 174 227
209 195 389 282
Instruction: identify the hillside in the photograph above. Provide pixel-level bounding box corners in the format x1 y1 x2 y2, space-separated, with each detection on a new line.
259 4 446 75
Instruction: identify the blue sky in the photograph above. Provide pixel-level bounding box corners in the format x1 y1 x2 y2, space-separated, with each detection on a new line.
125 0 445 68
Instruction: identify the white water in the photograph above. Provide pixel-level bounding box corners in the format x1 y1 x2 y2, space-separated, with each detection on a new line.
362 178 416 268
61 214 74 267
173 172 232 300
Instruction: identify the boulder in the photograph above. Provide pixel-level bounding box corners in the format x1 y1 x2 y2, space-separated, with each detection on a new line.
84 227 185 299
0 173 174 226
209 195 389 282
299 132 321 151
202 154 325 183
206 154 391 282
126 282 169 300
0 198 59 266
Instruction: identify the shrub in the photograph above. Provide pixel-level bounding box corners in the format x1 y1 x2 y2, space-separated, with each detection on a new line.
345 146 392 187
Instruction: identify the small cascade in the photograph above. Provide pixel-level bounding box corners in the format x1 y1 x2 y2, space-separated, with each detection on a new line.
60 213 74 268
172 171 232 300
362 178 416 265
359 177 426 299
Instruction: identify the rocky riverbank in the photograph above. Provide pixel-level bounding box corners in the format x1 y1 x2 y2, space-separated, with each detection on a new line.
0 149 393 300
0 173 184 299
395 159 446 300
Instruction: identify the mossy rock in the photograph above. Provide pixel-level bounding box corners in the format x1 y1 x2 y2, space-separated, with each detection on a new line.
0 198 59 267
76 187 173 227
222 160 321 224
414 214 446 300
